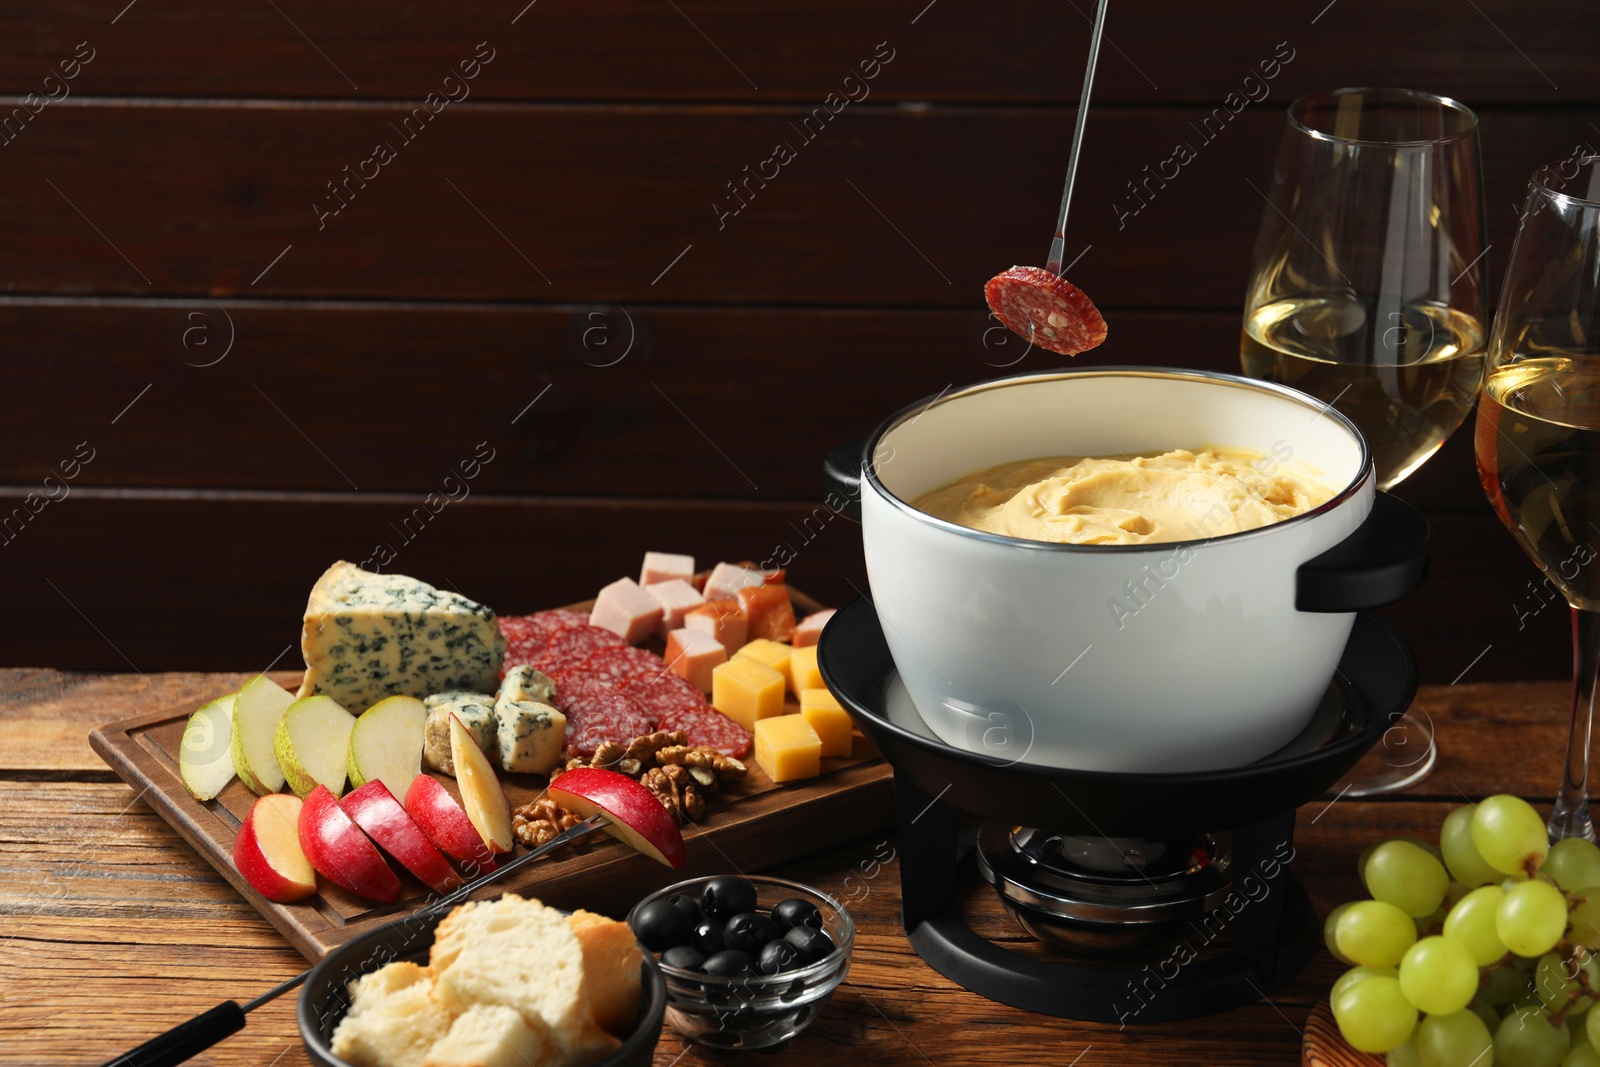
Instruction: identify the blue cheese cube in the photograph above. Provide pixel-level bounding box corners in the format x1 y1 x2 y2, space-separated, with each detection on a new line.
494 700 566 775
298 561 508 712
422 691 496 776
497 665 556 707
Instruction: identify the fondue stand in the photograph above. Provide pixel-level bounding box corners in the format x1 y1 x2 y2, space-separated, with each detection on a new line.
817 489 1430 1023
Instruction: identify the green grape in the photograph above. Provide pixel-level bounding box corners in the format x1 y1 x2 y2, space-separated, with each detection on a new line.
1474 994 1507 1032
1566 1044 1600 1067
1334 965 1399 1004
1572 892 1600 951
1444 804 1508 888
1326 901 1356 964
1339 900 1422 968
1486 960 1535 1004
1335 975 1419 1053
1474 795 1552 875
1417 1009 1493 1067
1400 936 1481 1015
1369 840 1453 917
1388 1033 1423 1067
1538 952 1581 1012
1499 880 1570 957
1496 1006 1570 1067
1588 1002 1600 1050
1570 1008 1592 1048
1548 839 1600 893
1446 885 1510 966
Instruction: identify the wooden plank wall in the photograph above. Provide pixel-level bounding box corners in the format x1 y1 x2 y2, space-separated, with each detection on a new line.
0 0 1596 685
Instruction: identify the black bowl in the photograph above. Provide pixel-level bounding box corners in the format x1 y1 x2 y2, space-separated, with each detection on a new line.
298 904 667 1067
818 597 1414 836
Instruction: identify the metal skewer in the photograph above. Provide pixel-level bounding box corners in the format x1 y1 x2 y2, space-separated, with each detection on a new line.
103 812 608 1067
1044 0 1110 276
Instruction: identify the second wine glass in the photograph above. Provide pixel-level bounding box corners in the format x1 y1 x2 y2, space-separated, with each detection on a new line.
1240 87 1488 795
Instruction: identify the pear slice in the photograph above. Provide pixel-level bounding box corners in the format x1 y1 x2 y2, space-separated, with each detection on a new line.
347 695 427 799
179 693 238 801
450 713 513 853
274 695 357 797
231 676 297 795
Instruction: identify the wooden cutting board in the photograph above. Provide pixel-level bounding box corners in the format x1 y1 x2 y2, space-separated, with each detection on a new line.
88 589 895 962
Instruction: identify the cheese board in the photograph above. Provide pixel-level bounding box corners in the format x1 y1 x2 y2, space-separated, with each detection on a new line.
88 582 895 962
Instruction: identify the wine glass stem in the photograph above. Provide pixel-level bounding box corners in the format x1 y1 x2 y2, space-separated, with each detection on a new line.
1550 607 1600 842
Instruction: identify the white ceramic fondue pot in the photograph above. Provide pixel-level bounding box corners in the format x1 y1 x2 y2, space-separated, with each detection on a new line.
823 367 1429 773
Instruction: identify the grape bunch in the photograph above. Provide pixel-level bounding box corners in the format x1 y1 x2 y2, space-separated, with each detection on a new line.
1327 795 1600 1067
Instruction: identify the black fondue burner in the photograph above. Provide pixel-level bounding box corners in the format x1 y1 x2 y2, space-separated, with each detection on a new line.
817 598 1416 1023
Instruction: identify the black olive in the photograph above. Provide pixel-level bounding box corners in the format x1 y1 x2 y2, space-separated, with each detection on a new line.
723 911 780 955
667 893 702 927
691 919 726 956
701 876 759 921
629 899 691 951
757 938 803 975
784 925 836 964
769 897 823 934
661 945 706 971
701 950 754 977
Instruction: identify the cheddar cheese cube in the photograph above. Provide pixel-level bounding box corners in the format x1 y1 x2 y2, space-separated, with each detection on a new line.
711 657 786 731
665 627 726 693
734 638 792 690
788 645 823 693
798 689 852 758
754 715 823 783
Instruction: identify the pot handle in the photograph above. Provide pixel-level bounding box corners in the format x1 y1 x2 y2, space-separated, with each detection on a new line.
1296 492 1430 613
823 435 872 522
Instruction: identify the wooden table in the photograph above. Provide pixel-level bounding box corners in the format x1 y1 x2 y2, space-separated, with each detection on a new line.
0 668 1572 1066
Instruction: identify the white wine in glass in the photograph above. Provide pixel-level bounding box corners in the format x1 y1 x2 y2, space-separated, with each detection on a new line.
1477 156 1600 839
1241 88 1487 795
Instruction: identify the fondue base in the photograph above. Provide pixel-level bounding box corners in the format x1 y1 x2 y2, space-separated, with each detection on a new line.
815 597 1416 1022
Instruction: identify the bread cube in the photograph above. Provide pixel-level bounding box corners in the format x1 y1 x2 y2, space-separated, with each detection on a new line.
567 910 644 1037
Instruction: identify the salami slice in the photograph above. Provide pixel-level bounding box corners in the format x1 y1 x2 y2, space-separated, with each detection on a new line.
621 670 707 720
581 644 671 686
658 705 752 758
500 610 591 672
535 624 628 673
983 265 1108 357
549 670 655 757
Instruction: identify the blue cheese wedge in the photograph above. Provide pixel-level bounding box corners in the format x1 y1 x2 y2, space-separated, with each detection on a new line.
422 691 497 776
497 665 556 707
298 561 508 712
494 699 566 775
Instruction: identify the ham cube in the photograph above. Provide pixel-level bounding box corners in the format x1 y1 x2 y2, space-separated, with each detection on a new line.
589 577 664 644
739 583 796 643
646 578 705 636
792 608 836 648
665 627 727 693
684 599 748 655
640 551 694 587
703 562 765 602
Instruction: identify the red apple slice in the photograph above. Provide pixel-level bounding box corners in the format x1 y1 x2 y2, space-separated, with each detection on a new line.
341 780 462 894
233 793 317 902
404 773 497 877
297 784 401 903
548 767 686 869
449 713 513 855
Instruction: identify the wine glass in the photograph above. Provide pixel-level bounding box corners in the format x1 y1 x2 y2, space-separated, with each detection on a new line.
1476 156 1600 841
1240 87 1487 796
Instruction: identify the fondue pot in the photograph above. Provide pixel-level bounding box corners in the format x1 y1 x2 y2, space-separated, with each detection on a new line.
823 367 1429 773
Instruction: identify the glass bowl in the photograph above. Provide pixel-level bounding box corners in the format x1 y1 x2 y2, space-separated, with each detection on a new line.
627 874 855 1050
